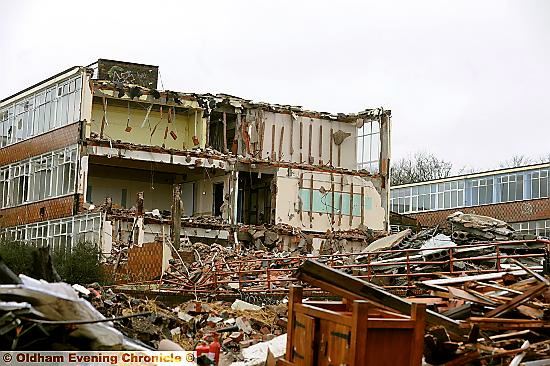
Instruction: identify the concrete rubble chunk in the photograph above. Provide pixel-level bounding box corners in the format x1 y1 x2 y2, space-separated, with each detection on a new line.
236 316 254 334
362 228 412 252
229 334 287 366
231 299 262 311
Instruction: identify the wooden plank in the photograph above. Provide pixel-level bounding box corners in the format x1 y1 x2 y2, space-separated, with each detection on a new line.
330 174 335 225
295 303 353 327
299 173 303 222
422 270 532 286
474 281 523 295
360 186 364 226
271 124 276 161
289 116 294 158
467 317 550 330
442 350 480 366
277 359 295 366
308 123 312 164
318 125 323 161
349 181 353 226
338 175 343 226
278 126 285 161
447 286 499 306
410 303 427 366
293 313 315 365
296 259 465 337
222 112 227 153
309 175 314 228
329 128 333 166
276 359 294 366
286 285 303 362
484 282 547 318
299 119 303 163
510 258 550 285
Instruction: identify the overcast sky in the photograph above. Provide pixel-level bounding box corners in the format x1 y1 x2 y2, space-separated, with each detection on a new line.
1 0 549 173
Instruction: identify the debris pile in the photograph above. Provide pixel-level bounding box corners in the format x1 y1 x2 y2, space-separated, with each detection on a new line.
0 258 151 351
85 283 289 360
447 211 519 243
1 256 289 364
420 258 550 365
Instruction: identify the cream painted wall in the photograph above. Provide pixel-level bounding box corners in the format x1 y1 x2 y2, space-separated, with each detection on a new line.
274 168 385 232
88 173 224 217
90 102 207 150
257 111 357 170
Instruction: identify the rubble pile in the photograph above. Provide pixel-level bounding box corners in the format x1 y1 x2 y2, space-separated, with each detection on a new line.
162 245 300 296
1 257 288 364
351 212 547 291
87 288 289 355
448 211 520 243
421 262 550 365
0 259 152 351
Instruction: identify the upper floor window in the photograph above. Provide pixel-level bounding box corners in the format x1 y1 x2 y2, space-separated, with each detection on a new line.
499 173 523 202
0 75 82 148
357 120 380 173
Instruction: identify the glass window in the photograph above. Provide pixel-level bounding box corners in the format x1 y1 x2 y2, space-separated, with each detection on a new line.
356 120 381 173
0 76 82 147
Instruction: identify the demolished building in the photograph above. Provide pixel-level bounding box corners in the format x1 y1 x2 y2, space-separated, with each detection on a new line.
0 59 391 279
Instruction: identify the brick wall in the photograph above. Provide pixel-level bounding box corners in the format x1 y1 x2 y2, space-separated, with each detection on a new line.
0 122 81 165
107 241 165 283
409 198 550 227
0 195 76 227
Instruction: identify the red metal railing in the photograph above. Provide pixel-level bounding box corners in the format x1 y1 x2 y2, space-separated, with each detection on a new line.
118 239 550 297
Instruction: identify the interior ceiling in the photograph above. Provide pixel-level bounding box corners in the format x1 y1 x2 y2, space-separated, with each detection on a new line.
88 157 224 183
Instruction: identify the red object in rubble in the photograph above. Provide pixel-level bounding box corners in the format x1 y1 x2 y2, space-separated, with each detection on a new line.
195 341 209 358
208 333 221 365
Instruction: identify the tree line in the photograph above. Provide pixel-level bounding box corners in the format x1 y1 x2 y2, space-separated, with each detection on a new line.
391 152 550 186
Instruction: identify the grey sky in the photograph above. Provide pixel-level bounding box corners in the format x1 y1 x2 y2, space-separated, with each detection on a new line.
1 0 548 173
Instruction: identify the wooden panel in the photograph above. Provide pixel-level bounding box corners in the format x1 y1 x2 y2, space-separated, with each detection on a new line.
293 313 315 365
365 329 413 365
317 319 351 366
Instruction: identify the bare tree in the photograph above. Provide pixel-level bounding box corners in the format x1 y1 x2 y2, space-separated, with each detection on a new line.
498 155 533 168
391 151 452 185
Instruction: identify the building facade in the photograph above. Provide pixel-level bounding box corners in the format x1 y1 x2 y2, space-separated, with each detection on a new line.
390 163 550 236
0 60 391 271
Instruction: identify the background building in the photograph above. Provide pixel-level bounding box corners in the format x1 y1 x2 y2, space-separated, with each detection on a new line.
390 163 550 236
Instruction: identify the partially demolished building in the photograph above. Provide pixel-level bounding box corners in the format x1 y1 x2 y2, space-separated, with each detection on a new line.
0 59 391 276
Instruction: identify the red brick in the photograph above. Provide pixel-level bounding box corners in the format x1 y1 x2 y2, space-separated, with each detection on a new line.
0 122 80 165
409 198 550 227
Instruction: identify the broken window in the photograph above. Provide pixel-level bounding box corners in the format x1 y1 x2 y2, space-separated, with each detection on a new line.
209 111 237 153
213 183 224 217
356 120 381 173
237 173 273 224
299 189 368 216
